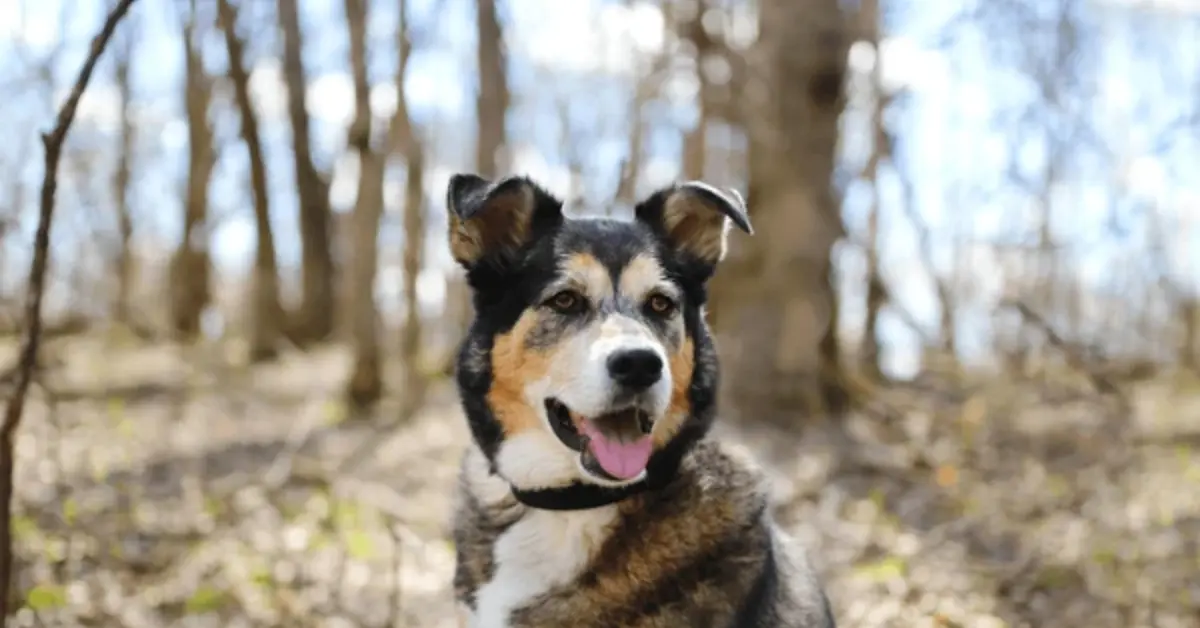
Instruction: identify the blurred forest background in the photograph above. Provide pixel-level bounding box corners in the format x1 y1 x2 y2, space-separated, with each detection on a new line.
1 0 1199 626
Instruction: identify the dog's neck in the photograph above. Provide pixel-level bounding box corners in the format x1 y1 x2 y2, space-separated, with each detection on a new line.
509 478 652 511
504 439 695 511
485 414 710 512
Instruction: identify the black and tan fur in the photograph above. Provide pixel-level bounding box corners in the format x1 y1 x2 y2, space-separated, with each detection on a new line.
445 173 835 627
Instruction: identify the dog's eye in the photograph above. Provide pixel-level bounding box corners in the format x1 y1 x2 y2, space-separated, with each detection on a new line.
546 290 586 314
646 294 677 316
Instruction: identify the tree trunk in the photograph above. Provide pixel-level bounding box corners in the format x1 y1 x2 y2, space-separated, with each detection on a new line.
858 0 885 380
170 0 214 342
615 4 673 206
862 212 885 379
278 0 335 344
679 0 713 183
344 0 384 408
709 0 850 422
395 0 427 420
475 0 508 178
442 0 509 340
435 0 509 371
398 147 425 417
111 22 135 326
1183 298 1198 371
218 0 283 362
900 142 956 358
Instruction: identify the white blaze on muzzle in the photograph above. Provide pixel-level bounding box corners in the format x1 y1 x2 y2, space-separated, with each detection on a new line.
554 314 672 418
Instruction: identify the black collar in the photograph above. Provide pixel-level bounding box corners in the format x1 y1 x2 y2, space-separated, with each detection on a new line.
503 421 699 511
511 478 652 511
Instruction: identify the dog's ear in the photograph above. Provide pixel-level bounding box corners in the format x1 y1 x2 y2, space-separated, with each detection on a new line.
634 181 752 267
446 173 563 267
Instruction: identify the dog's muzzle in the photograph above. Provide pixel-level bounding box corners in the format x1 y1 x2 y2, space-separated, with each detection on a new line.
545 398 656 482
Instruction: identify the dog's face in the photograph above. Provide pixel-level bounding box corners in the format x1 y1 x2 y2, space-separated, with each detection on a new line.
448 174 751 490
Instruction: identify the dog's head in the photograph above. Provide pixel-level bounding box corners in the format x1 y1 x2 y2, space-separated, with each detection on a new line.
448 173 751 491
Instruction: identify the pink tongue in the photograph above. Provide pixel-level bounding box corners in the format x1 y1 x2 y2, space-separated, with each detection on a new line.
579 421 653 480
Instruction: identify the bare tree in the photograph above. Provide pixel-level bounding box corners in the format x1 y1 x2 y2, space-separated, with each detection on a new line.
0 146 22 298
343 0 385 407
110 7 136 325
218 0 284 362
475 0 508 179
278 0 336 344
556 97 586 211
341 0 433 410
858 0 886 380
710 0 851 421
904 172 957 359
436 0 511 369
440 0 510 342
169 0 215 341
1183 298 1198 371
615 0 673 205
1145 201 1199 370
0 0 137 616
395 0 428 419
679 0 714 181
673 0 751 187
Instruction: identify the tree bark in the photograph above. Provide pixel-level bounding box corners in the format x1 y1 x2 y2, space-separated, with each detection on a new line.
615 1 672 206
441 0 510 344
475 0 508 178
344 0 385 407
679 0 712 183
398 147 425 415
111 18 135 325
395 0 427 420
859 0 885 380
709 0 850 422
278 0 335 344
1183 298 1198 371
0 0 138 617
170 0 214 341
218 0 283 362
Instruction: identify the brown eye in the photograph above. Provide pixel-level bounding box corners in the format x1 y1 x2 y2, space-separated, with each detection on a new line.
547 290 585 314
647 294 676 316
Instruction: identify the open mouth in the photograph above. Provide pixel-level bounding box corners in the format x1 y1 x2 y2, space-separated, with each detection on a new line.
545 398 655 482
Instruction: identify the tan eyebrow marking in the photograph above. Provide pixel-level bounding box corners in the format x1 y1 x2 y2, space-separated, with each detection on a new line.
619 253 676 302
557 252 612 302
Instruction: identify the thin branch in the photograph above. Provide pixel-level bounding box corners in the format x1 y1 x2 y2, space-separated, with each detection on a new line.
0 0 139 620
1002 299 1120 396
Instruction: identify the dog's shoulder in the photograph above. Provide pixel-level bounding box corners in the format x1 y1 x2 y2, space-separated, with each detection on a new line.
663 441 834 627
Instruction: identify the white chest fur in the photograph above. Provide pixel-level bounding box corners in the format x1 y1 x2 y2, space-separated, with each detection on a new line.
472 506 617 628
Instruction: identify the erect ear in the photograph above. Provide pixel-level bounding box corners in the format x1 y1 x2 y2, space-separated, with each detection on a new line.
445 173 563 267
634 181 753 266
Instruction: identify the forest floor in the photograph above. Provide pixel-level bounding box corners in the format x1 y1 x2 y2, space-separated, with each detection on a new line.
2 334 1200 627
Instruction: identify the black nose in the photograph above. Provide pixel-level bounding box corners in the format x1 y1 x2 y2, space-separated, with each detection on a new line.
606 349 663 391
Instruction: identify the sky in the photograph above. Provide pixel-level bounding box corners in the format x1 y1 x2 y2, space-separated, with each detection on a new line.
1 0 1198 377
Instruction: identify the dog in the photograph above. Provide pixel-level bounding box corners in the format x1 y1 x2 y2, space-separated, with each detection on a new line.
445 172 835 628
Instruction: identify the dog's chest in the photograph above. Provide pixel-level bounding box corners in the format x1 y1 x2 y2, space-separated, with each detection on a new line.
470 506 616 628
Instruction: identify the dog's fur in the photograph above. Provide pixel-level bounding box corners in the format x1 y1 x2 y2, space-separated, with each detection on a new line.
445 173 835 627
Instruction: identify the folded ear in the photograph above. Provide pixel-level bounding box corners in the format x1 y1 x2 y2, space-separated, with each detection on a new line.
445 173 563 267
634 181 752 266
